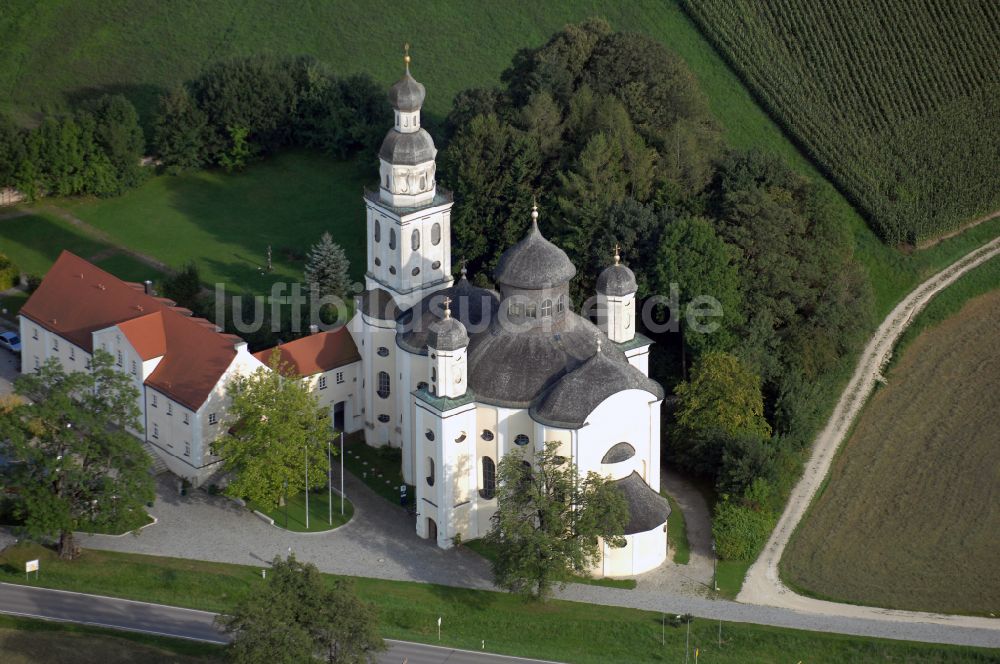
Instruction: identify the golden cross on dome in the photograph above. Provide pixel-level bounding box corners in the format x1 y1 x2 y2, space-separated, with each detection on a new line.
613 243 621 265
442 296 452 318
403 43 411 72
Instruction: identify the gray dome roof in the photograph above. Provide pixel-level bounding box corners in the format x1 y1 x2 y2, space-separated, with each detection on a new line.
427 316 468 351
614 471 671 535
467 311 621 407
531 347 664 428
379 129 436 165
388 72 426 112
396 277 500 354
360 288 398 321
494 219 576 290
597 263 637 296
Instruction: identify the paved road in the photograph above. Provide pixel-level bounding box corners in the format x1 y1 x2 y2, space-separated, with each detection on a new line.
739 235 1000 626
0 583 560 663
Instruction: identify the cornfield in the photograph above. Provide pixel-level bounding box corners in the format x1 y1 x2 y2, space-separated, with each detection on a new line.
683 0 1000 245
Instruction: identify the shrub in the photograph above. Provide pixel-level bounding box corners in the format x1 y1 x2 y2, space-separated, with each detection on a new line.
0 253 19 291
712 497 775 561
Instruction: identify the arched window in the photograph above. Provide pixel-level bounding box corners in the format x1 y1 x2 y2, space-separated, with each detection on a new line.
374 219 381 243
480 457 496 499
541 299 552 317
557 295 565 312
426 457 435 486
431 367 436 382
411 229 420 251
377 371 390 399
514 434 530 447
389 228 396 250
431 223 441 245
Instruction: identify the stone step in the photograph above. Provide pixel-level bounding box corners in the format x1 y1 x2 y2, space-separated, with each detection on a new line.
143 443 170 476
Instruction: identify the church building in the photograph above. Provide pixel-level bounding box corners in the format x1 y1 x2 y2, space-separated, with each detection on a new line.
350 51 670 577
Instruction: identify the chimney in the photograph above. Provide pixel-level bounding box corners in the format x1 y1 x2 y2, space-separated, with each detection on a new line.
309 324 319 335
144 280 153 295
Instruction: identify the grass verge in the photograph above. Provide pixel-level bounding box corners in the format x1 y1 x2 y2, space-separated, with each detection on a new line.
662 492 690 565
0 543 994 663
0 614 224 663
714 560 750 600
247 489 353 533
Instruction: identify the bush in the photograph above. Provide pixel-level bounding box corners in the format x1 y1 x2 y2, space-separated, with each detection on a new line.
0 254 19 291
712 497 775 561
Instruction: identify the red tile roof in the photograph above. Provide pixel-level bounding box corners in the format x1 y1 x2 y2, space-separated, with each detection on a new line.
22 251 245 411
254 326 360 377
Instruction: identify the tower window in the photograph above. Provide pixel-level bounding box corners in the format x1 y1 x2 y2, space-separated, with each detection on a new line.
541 299 552 317
411 229 420 251
412 267 420 276
431 260 441 270
481 429 494 441
389 266 396 275
378 414 391 423
377 346 390 357
377 371 390 399
508 302 523 317
374 219 381 243
526 304 537 318
480 457 496 500
425 429 435 441
515 434 530 447
426 457 435 487
431 223 441 245
389 228 396 250
557 295 566 312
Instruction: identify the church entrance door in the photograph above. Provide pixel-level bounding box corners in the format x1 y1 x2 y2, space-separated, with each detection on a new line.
427 517 437 543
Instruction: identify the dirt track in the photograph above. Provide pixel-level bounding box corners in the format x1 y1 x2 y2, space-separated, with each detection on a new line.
738 234 1000 631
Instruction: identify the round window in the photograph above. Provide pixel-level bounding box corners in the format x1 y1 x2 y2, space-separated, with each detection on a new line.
455 432 467 443
431 260 441 270
425 429 435 441
374 257 381 266
389 266 396 275
417 381 428 391
514 434 530 447
481 429 494 441
377 414 390 423
412 267 420 276
377 346 390 357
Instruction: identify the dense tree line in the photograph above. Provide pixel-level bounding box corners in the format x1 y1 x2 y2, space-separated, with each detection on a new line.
441 20 874 561
0 95 146 200
152 54 388 174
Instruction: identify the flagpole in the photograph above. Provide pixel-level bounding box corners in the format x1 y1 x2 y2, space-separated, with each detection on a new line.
340 431 345 516
328 436 333 525
305 445 310 530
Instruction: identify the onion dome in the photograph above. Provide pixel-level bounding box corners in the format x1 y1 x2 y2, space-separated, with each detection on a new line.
379 129 436 165
427 297 468 351
494 203 576 290
597 244 637 296
396 268 500 354
388 44 426 111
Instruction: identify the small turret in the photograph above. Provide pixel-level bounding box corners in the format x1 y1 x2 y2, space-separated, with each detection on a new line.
597 244 637 343
427 297 468 398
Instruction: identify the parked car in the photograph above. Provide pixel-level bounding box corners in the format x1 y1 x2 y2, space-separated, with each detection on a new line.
0 331 21 354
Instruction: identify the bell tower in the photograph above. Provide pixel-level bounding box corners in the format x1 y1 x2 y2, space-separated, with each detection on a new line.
364 44 453 310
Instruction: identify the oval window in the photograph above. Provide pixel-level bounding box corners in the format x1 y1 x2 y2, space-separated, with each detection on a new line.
431 260 441 270
514 434 530 447
411 230 420 251
389 266 396 275
412 267 420 276
417 381 428 391
374 257 381 266
374 219 381 243
431 223 441 245
481 429 494 441
377 346 389 357
377 414 390 423
425 429 435 441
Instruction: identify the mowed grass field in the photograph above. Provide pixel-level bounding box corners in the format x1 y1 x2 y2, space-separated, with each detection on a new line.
0 543 996 663
783 267 1000 615
682 0 1000 245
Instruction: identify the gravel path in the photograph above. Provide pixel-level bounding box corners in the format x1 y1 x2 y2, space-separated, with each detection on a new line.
738 236 1000 626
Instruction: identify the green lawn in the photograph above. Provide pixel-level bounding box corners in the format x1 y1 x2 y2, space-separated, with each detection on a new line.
0 543 993 664
0 614 224 663
663 492 690 565
248 488 353 533
715 560 751 600
342 432 413 506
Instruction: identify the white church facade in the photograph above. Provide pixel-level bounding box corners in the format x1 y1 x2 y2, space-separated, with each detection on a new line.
349 54 670 577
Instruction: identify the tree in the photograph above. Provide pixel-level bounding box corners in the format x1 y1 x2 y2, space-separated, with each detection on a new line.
162 261 204 313
0 351 154 559
0 114 25 188
213 352 331 509
484 441 628 600
219 124 253 172
674 351 771 440
304 232 350 300
218 554 384 664
654 215 744 361
82 94 146 192
153 85 208 174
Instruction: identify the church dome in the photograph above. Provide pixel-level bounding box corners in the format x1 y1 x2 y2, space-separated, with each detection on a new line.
379 129 436 165
493 207 576 290
388 72 426 112
597 263 637 296
467 312 623 407
396 275 500 355
427 315 468 351
530 345 664 428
